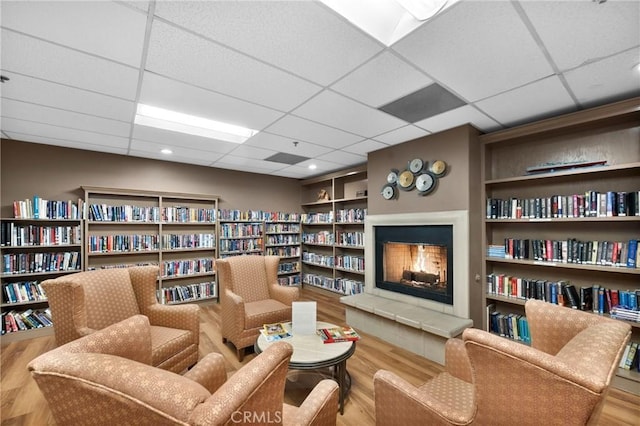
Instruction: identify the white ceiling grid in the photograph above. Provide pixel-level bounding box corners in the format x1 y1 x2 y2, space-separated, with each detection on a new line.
1 0 639 179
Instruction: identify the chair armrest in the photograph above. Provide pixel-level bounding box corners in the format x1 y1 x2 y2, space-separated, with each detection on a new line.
147 303 199 335
374 369 472 425
283 379 338 426
268 284 299 306
221 289 246 334
444 337 472 383
183 352 228 393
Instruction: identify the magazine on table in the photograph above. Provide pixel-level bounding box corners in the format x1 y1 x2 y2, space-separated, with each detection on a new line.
261 322 292 342
317 326 361 344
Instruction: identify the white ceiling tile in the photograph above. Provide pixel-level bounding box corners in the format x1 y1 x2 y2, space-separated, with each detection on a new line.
264 115 363 149
564 49 640 108
392 1 554 102
1 30 139 100
296 158 344 174
132 124 238 154
521 0 640 71
3 132 128 155
154 1 383 86
475 76 577 128
2 99 131 137
342 139 388 155
331 51 433 107
129 139 224 163
373 125 429 145
0 72 135 122
139 72 284 131
270 166 312 179
2 1 147 67
316 150 366 166
244 132 332 158
145 20 321 112
1 117 130 149
212 155 285 172
119 1 150 13
128 148 217 167
414 105 501 134
226 144 278 160
292 90 407 138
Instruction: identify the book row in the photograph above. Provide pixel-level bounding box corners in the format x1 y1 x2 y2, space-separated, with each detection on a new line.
157 281 217 304
265 223 300 233
277 275 301 286
88 204 161 222
334 208 367 223
162 207 216 223
619 341 640 371
494 238 638 268
218 209 300 222
265 235 300 246
302 273 364 295
265 246 301 257
87 262 158 271
162 234 216 249
302 252 334 267
87 234 159 253
277 261 300 274
486 273 640 313
219 223 262 238
2 252 81 275
13 197 81 220
161 259 214 277
303 231 334 245
487 306 531 343
335 255 365 272
335 231 365 247
1 223 82 247
302 212 334 224
3 281 46 304
486 190 640 219
219 238 262 253
2 308 53 333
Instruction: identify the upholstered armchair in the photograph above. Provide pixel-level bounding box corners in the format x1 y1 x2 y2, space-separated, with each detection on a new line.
42 265 199 373
29 315 339 426
217 255 299 360
374 299 631 425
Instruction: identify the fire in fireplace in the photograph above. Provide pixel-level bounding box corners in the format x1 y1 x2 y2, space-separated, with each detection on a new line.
375 225 453 305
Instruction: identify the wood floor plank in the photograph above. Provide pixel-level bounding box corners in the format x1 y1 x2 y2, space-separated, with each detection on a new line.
1 286 638 425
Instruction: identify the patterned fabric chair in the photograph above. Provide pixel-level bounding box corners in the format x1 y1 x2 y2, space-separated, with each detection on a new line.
217 255 300 361
42 265 199 373
29 315 340 426
374 299 632 425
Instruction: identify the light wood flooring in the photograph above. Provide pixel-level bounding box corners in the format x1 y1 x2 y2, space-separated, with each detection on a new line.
2 286 639 425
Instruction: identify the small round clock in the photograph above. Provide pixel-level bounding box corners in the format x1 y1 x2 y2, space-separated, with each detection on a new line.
398 169 415 190
387 169 399 185
430 159 447 177
381 184 397 200
409 158 424 174
416 172 436 195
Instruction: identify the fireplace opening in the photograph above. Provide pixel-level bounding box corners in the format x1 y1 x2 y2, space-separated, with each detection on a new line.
375 225 453 305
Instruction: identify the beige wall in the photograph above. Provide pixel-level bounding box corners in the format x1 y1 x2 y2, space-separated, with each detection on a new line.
0 139 302 217
366 124 484 326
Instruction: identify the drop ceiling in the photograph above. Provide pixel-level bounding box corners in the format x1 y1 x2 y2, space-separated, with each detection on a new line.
1 0 639 179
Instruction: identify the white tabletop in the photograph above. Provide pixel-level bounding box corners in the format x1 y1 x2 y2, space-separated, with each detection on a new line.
255 321 355 367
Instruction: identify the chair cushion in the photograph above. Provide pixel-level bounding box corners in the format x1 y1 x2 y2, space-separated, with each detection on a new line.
244 299 291 330
418 372 475 424
150 325 194 367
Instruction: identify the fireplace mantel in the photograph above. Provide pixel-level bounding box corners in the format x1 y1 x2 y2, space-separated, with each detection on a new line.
365 211 470 319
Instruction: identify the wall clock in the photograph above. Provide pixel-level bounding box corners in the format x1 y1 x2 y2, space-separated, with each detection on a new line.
398 169 415 190
381 184 397 200
416 172 436 195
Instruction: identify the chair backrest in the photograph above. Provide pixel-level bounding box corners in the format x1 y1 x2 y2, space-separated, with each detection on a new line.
217 255 279 303
464 300 631 425
42 267 149 345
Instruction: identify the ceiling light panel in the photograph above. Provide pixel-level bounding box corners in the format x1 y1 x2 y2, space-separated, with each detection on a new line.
1 30 139 100
145 20 322 112
520 0 640 71
154 1 383 86
392 1 554 102
331 51 434 108
0 73 135 122
1 1 147 67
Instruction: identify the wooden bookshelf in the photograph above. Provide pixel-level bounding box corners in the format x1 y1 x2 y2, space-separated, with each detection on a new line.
479 97 640 393
83 187 218 305
300 164 367 296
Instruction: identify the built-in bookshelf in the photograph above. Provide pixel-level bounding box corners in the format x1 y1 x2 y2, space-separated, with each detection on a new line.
83 187 218 305
265 212 301 286
1 196 83 342
480 97 640 394
218 209 264 258
300 165 367 296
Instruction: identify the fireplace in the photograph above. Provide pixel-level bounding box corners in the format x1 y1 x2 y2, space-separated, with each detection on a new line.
364 211 469 318
375 225 453 305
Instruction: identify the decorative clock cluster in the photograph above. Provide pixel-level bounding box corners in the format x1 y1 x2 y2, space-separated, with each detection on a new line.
382 158 447 200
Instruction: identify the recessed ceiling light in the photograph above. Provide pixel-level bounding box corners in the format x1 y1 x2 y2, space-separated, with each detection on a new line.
135 104 258 144
161 148 172 155
309 164 317 170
